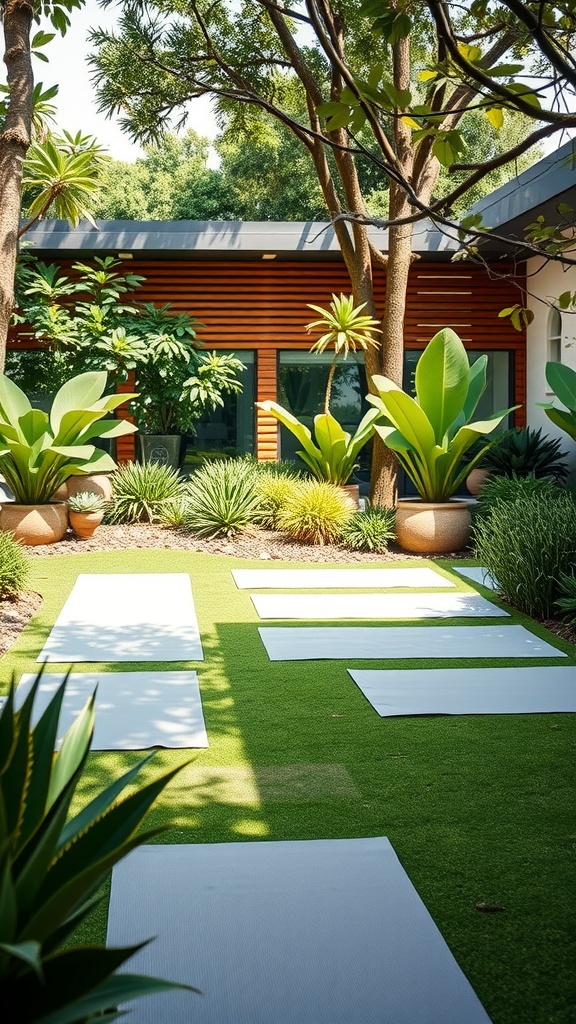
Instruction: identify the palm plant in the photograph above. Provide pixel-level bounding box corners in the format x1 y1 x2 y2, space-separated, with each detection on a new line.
20 131 109 233
305 293 381 414
259 295 382 485
0 672 197 1022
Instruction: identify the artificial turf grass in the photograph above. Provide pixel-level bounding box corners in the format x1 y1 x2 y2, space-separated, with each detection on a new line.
1 550 575 1024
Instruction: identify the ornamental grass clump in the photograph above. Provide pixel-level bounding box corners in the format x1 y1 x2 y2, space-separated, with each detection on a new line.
472 482 576 619
108 460 185 523
340 506 396 552
555 570 576 625
0 529 29 598
275 478 354 546
182 457 262 537
255 470 305 529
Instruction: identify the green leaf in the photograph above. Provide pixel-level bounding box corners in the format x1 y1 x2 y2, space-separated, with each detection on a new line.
415 328 470 439
486 107 504 129
545 362 576 412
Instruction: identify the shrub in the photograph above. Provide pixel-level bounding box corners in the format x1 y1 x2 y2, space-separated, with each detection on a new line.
182 457 262 537
555 571 576 625
341 506 396 551
276 479 354 546
0 530 29 598
475 473 559 519
255 471 304 529
483 426 568 482
472 484 576 618
108 460 185 523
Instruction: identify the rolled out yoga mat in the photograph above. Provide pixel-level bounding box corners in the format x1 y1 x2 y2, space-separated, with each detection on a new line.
258 625 566 661
250 591 508 620
232 567 455 589
451 566 500 591
107 837 493 1024
348 666 576 717
37 573 204 663
14 671 208 749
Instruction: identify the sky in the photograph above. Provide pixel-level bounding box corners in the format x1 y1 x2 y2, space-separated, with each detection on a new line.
10 1 573 165
29 2 218 162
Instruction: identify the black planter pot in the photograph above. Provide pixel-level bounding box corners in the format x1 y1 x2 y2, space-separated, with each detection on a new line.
138 434 182 469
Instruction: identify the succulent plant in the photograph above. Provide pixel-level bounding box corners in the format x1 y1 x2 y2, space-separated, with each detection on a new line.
0 673 197 1022
67 490 109 513
482 426 569 482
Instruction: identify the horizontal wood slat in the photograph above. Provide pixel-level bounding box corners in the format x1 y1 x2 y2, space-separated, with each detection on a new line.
9 256 527 462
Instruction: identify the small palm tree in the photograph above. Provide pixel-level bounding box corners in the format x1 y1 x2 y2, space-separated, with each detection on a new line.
305 293 381 413
20 131 109 234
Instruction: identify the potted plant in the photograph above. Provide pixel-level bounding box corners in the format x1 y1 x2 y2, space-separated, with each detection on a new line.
258 294 382 504
129 312 245 468
0 370 137 545
367 327 518 552
67 489 109 539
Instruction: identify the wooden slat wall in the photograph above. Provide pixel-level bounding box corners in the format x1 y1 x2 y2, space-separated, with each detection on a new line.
9 257 526 462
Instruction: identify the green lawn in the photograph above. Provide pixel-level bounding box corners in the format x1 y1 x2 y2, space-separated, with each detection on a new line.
2 549 575 1024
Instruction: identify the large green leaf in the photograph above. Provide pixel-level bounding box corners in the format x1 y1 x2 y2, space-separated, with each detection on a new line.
257 401 322 463
545 362 576 412
49 371 109 434
369 384 437 458
461 356 488 424
544 406 576 441
414 328 470 440
0 375 32 429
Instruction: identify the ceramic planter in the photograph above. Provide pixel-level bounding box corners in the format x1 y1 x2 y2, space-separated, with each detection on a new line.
340 483 360 507
0 502 68 546
395 499 472 554
138 434 182 469
66 473 114 501
69 510 105 539
466 468 490 497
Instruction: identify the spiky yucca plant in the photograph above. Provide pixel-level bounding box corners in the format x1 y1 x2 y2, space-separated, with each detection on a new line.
182 457 262 537
107 460 185 523
484 426 568 482
276 479 354 546
0 530 29 599
340 507 396 552
0 674 197 1023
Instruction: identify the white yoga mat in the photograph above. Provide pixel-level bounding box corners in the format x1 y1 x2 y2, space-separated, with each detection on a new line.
107 838 493 1024
451 566 500 591
15 671 208 749
232 567 455 589
250 592 508 620
348 666 576 716
37 574 203 663
259 625 565 661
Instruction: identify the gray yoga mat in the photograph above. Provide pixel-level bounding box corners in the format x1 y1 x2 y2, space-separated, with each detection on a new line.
348 666 576 716
232 567 455 589
250 592 508 620
37 573 203 663
451 566 500 591
15 671 208 749
258 625 565 661
107 837 493 1024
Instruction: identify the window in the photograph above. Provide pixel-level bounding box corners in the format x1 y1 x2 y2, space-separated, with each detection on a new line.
547 308 562 365
182 351 255 470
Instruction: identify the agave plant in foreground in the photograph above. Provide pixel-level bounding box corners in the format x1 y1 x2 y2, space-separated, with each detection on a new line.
0 674 198 1023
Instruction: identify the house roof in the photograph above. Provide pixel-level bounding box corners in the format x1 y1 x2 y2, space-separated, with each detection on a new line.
19 139 576 262
19 217 460 262
467 138 576 244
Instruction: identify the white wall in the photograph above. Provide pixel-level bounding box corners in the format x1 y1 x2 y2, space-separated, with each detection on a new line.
526 253 576 477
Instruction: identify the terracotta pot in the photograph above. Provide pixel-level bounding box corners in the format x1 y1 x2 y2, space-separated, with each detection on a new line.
0 502 68 546
69 510 105 539
340 483 360 508
466 468 490 497
66 473 114 501
395 499 472 554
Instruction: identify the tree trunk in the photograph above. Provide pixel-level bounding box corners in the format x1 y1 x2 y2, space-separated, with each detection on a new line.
0 0 34 371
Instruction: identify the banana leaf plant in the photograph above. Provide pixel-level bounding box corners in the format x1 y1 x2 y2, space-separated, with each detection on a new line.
541 361 576 441
0 371 137 504
367 327 519 502
0 672 198 1023
257 401 381 485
